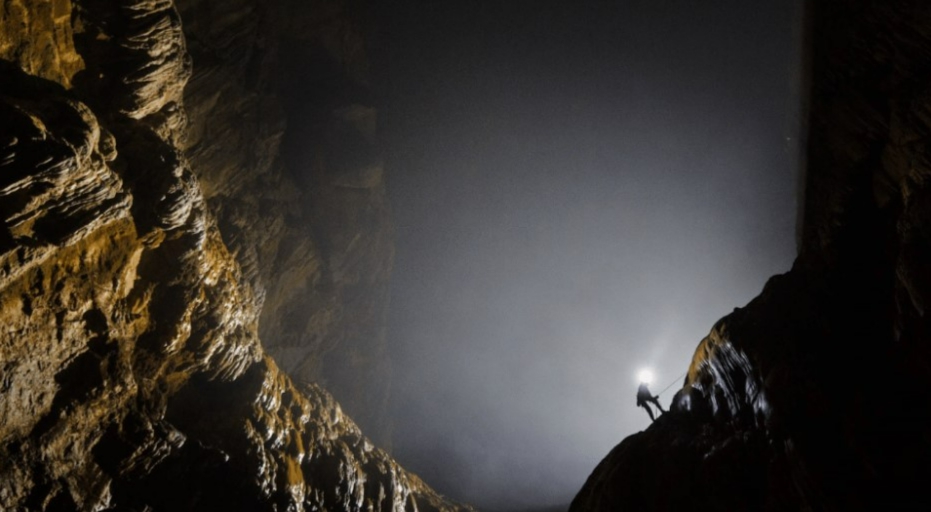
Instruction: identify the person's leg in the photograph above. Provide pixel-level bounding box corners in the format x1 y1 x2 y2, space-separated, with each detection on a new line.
650 397 665 413
644 405 655 422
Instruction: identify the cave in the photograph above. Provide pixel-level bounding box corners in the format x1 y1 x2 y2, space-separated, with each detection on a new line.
2 0 931 511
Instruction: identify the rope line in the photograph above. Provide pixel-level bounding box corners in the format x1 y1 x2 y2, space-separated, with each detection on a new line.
656 371 688 396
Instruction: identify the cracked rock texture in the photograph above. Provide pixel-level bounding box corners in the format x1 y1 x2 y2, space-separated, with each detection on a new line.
571 1 931 510
0 0 465 510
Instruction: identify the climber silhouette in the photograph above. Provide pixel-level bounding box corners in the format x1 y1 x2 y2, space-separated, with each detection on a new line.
636 382 665 421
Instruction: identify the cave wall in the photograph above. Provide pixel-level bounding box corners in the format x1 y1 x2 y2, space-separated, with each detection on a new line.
571 1 931 510
0 0 461 510
173 0 395 445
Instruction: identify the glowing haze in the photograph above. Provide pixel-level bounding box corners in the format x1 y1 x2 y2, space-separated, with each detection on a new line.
373 0 802 510
637 369 655 386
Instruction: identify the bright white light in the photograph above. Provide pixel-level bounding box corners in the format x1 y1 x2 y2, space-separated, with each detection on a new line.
637 368 654 385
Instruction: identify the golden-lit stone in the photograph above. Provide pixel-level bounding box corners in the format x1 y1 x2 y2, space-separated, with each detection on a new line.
1 0 469 510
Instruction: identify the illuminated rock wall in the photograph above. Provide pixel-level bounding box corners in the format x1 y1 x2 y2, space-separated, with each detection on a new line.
0 0 463 510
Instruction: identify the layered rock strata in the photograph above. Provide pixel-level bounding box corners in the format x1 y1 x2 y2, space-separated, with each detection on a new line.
0 0 462 510
174 0 394 443
571 1 931 510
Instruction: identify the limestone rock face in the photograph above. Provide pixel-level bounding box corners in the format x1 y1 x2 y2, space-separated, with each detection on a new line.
174 0 394 443
0 0 464 510
571 1 931 510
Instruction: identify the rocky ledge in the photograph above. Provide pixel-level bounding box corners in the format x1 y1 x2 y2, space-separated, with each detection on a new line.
571 1 931 510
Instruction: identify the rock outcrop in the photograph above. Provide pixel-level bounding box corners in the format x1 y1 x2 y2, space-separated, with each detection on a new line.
571 1 931 510
0 0 463 510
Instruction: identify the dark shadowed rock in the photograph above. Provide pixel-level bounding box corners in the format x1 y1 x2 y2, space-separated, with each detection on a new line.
571 1 931 510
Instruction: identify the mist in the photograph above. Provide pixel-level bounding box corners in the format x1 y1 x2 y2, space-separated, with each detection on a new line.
374 1 802 510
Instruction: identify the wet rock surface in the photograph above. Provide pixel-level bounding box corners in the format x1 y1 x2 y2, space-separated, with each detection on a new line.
571 1 931 510
1 0 465 510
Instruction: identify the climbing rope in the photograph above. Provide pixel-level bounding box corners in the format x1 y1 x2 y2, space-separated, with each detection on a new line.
656 371 688 396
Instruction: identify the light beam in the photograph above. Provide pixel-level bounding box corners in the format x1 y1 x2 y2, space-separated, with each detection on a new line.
637 368 654 385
